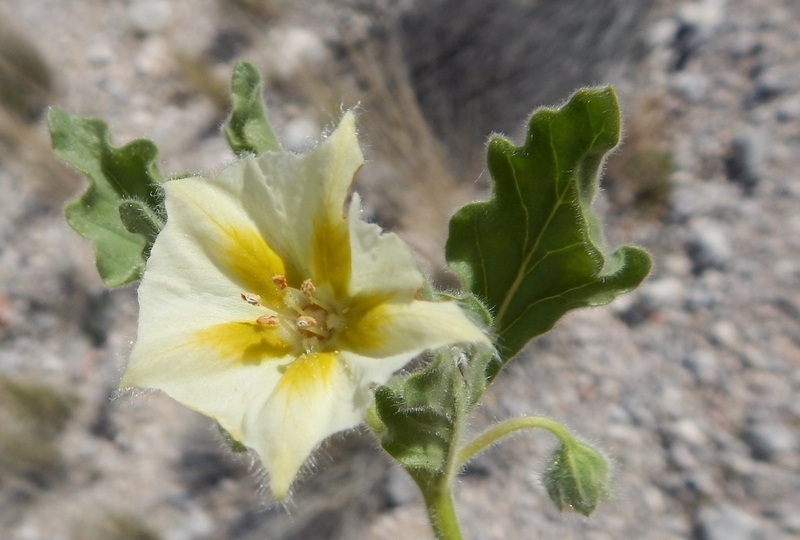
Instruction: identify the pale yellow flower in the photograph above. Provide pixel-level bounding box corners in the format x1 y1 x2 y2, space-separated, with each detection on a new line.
121 113 489 499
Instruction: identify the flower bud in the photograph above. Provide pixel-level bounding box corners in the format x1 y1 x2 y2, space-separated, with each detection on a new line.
543 440 610 516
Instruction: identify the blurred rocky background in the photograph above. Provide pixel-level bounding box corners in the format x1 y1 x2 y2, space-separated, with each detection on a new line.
0 0 798 538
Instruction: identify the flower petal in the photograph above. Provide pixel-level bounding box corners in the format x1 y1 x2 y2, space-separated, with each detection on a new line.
346 194 425 299
151 175 290 310
337 297 491 359
122 323 291 443
242 352 365 499
238 112 363 297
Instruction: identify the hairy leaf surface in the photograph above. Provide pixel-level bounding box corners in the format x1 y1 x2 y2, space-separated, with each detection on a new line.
446 87 651 364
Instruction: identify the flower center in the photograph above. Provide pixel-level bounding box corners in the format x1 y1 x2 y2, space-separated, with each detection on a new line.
241 275 342 353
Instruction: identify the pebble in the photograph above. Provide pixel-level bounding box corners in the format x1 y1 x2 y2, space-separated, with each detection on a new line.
681 349 719 385
670 418 709 447
709 319 739 348
776 93 800 122
133 36 173 77
671 71 710 103
686 220 732 274
640 277 687 310
677 0 726 35
724 132 765 195
646 18 680 50
85 40 115 65
743 419 797 462
128 0 173 34
749 65 793 105
696 505 763 540
267 26 328 80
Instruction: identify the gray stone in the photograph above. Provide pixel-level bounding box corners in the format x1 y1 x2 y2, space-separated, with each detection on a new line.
687 220 733 274
682 350 719 385
725 132 766 195
267 26 328 80
127 0 172 34
671 71 710 103
696 504 763 540
776 93 800 122
743 420 797 461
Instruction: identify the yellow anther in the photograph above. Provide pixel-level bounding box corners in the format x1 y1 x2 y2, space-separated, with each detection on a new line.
272 274 288 290
256 314 279 326
241 292 261 306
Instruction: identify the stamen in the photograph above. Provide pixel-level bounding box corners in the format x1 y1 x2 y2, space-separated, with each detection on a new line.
256 314 279 326
297 315 318 328
272 274 288 290
241 292 261 306
283 293 307 316
301 279 316 298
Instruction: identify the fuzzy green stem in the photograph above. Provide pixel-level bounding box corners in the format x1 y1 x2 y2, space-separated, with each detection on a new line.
457 416 575 469
419 477 463 540
416 369 468 540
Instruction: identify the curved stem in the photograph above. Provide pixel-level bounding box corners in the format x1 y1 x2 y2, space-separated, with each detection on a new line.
456 415 575 469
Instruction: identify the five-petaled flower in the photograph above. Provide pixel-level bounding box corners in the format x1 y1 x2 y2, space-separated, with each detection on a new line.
120 113 490 499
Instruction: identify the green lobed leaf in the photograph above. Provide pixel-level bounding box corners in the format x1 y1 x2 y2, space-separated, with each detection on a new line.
446 87 652 364
222 61 280 156
48 108 165 287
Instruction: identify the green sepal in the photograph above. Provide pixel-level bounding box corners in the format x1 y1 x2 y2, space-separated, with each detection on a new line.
446 87 652 364
372 354 461 473
48 108 166 287
373 384 451 472
119 200 164 248
222 61 280 156
543 440 611 516
462 346 501 409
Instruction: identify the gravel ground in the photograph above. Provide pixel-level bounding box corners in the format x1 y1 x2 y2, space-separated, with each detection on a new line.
0 0 798 539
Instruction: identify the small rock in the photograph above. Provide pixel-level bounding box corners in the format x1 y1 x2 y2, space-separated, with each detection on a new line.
671 71 710 103
641 277 687 310
686 220 733 274
776 93 800 122
767 503 800 534
646 17 680 49
133 36 173 77
671 418 709 447
696 504 763 540
710 320 739 348
85 40 115 65
268 27 328 80
669 441 700 470
671 0 726 70
677 0 726 35
128 0 173 34
747 66 792 106
743 419 797 461
724 132 766 195
682 349 719 385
